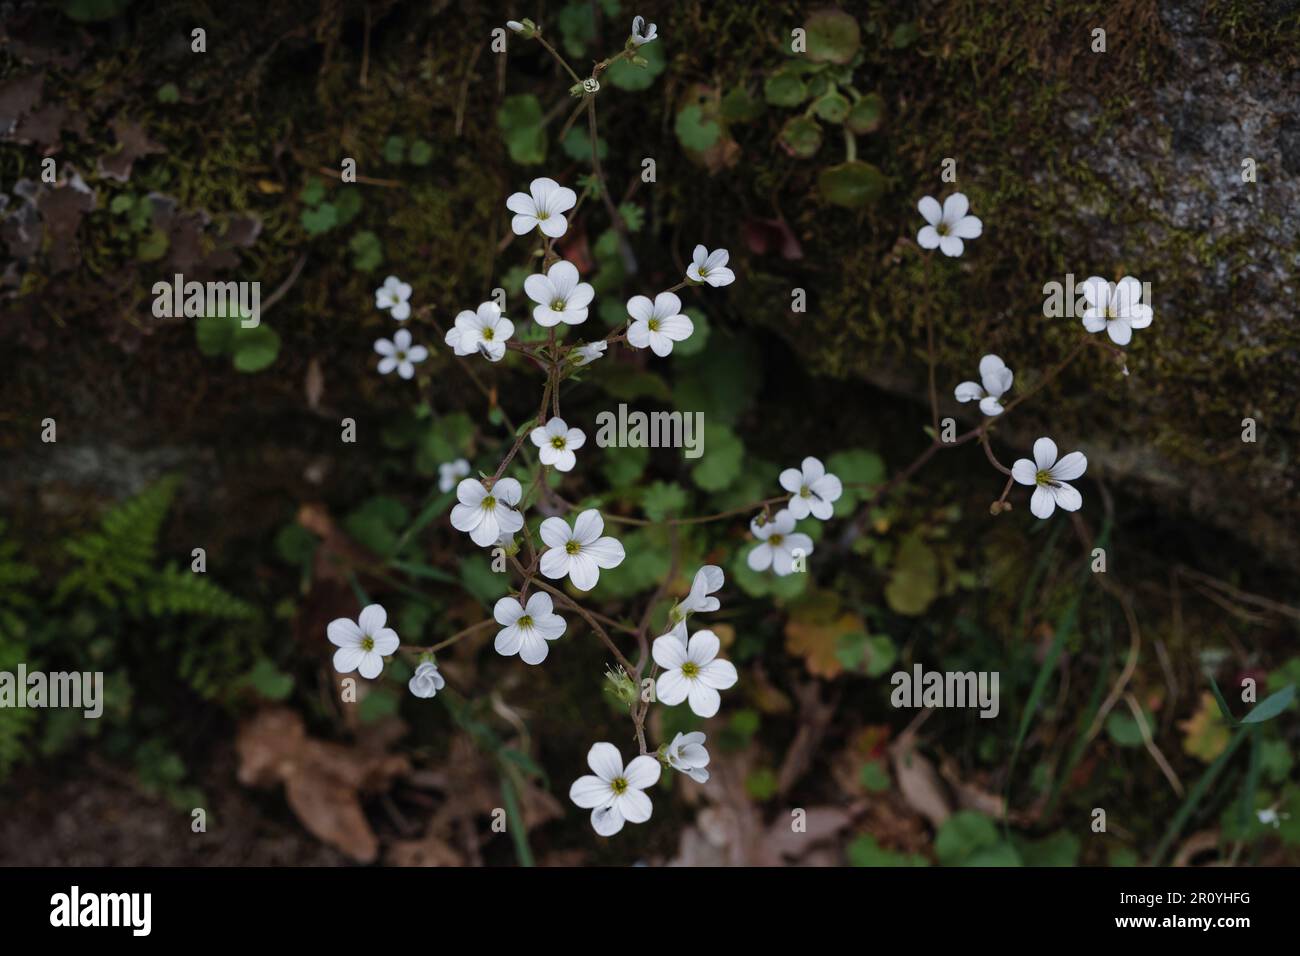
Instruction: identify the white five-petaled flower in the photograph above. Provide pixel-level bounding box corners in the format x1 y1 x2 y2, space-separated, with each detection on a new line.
673 565 723 621
538 509 625 591
747 509 814 576
408 660 445 699
524 259 594 327
626 291 694 356
493 591 566 665
631 15 658 45
572 340 607 366
374 328 429 380
438 458 471 493
446 302 513 361
530 416 586 472
779 456 843 520
652 628 738 718
665 731 710 783
1011 437 1088 520
954 354 1014 416
374 275 412 320
686 244 736 286
328 604 399 680
450 476 525 547
1080 275 1153 346
917 193 983 257
569 742 661 836
507 176 577 238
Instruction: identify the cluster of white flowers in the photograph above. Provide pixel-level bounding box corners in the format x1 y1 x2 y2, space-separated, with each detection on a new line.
373 276 431 379
746 456 841 576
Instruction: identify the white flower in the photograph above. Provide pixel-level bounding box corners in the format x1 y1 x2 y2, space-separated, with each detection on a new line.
408 660 445 699
1011 437 1088 520
631 15 658 45
438 458 471 493
626 291 694 356
686 244 735 286
954 354 1014 416
569 742 661 836
747 509 814 576
673 565 724 620
538 509 625 591
524 259 593 327
327 604 399 680
779 456 843 520
493 591 566 665
665 731 710 783
572 340 607 366
506 176 577 239
374 275 412 320
1080 275 1153 346
446 302 513 361
652 628 738 718
530 416 587 472
374 328 429 380
917 193 982 257
506 20 524 32
450 476 525 547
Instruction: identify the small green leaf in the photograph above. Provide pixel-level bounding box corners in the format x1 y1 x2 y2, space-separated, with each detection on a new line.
806 9 861 64
300 202 338 236
845 93 885 134
407 139 433 166
764 71 808 107
818 160 887 208
383 135 407 164
156 82 180 104
813 91 851 123
348 230 383 272
232 325 281 373
1241 684 1296 724
497 94 547 165
674 105 722 151
778 116 823 158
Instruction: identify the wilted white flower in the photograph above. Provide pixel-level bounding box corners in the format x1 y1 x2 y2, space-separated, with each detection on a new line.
493 591 566 665
450 477 525 547
747 509 813 576
524 259 594 327
779 456 843 520
572 340 608 366
507 176 577 238
530 416 586 472
665 731 710 783
686 244 735 287
328 604 399 680
652 628 738 718
438 458 471 494
917 193 983 257
672 565 723 621
954 354 1014 416
626 291 693 357
631 15 658 45
446 302 513 361
569 742 661 836
1011 437 1087 520
374 328 429 380
538 509 625 591
408 660 445 699
375 275 412 320
1080 276 1153 346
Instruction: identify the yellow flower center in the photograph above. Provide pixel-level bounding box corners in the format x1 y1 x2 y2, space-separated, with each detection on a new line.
565 540 581 555
681 661 700 678
482 495 497 511
769 533 785 546
361 636 374 651
551 436 566 450
647 317 661 332
610 776 628 795
551 298 566 312
483 327 495 340
517 615 533 629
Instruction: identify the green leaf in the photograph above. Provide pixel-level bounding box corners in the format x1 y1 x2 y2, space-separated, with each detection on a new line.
763 70 808 107
244 658 294 701
690 424 744 492
818 160 887 208
848 834 929 867
642 482 688 522
298 176 326 206
890 22 920 49
195 315 236 356
231 325 281 373
497 94 547 165
860 759 891 792
156 82 180 104
460 552 509 606
813 91 851 123
720 87 764 123
607 39 666 90
407 139 433 166
136 228 169 262
601 445 649 487
334 189 362 225
300 202 338 236
348 230 383 272
884 533 938 615
846 93 885 134
562 127 607 164
806 9 861 64
674 105 721 151
1242 684 1296 724
383 135 407 164
936 811 1016 866
778 116 823 158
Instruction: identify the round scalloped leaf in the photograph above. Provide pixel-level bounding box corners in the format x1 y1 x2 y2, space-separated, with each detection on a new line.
764 71 808 107
846 93 885 134
817 160 886 208
813 91 851 124
806 9 861 65
778 116 823 159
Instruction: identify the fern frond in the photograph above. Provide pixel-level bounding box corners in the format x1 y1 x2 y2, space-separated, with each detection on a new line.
136 563 257 620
